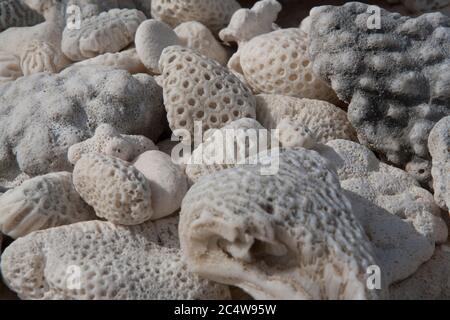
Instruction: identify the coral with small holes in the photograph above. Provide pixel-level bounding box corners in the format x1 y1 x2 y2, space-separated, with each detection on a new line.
0 219 231 299
159 46 256 136
234 28 338 103
73 153 153 225
151 0 241 34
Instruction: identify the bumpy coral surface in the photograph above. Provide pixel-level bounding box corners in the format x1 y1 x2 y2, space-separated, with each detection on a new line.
151 0 241 33
159 46 256 136
62 9 146 61
235 28 338 103
308 2 450 183
256 94 356 143
180 148 382 300
0 65 164 181
73 153 153 225
428 116 450 211
68 124 157 165
175 21 229 66
0 172 95 239
1 219 231 299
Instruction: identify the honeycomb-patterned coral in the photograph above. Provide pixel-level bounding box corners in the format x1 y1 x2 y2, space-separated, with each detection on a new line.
238 28 338 103
151 0 241 34
73 153 153 225
159 46 256 136
308 2 450 184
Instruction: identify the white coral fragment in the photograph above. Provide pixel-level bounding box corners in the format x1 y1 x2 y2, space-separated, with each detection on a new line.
62 8 146 61
73 153 153 225
1 219 231 299
180 148 382 300
68 124 157 165
219 0 282 45
0 172 96 239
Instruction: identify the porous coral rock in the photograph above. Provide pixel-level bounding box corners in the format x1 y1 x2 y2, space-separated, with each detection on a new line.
0 3 71 75
133 151 188 220
73 48 148 74
159 46 256 137
0 65 164 181
308 2 450 184
0 51 22 86
256 94 356 144
234 28 338 103
135 19 181 74
0 172 96 239
428 116 450 211
275 119 317 149
1 219 231 299
219 0 282 45
180 148 382 300
185 118 268 183
151 0 241 34
68 124 157 165
0 0 43 32
73 153 153 226
175 21 229 66
62 8 146 61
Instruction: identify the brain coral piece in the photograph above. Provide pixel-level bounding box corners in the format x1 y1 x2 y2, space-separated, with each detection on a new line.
308 3 450 184
1 219 231 299
428 116 450 211
68 124 157 165
234 28 338 103
256 94 356 143
62 9 146 61
159 46 256 136
390 243 450 299
219 0 282 45
135 19 181 74
73 153 153 225
0 0 43 32
180 148 382 300
0 172 96 239
151 0 241 34
185 118 267 183
175 21 229 66
133 151 188 220
0 51 22 86
0 65 164 181
0 6 71 75
74 48 148 74
320 139 448 246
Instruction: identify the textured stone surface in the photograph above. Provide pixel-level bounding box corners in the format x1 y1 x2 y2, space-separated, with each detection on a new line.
0 65 164 181
68 124 157 165
180 148 382 300
62 8 145 61
159 46 256 136
220 0 282 45
0 172 95 239
256 94 356 143
428 116 450 211
151 0 241 34
1 219 231 299
73 153 153 225
308 2 450 184
175 21 229 66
